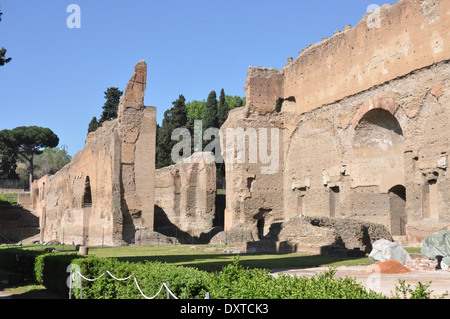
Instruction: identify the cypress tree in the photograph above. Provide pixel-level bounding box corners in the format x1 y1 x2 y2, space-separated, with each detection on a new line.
217 88 229 128
203 90 218 130
87 117 99 134
99 87 123 124
156 95 188 169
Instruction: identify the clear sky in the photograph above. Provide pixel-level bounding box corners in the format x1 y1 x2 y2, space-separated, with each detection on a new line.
0 0 398 157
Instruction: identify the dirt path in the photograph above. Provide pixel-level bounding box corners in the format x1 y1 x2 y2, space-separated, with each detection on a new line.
272 265 450 298
0 285 12 299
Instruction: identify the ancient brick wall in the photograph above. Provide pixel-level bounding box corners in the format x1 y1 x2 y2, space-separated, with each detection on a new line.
32 61 217 247
154 152 216 240
222 0 450 246
34 61 156 246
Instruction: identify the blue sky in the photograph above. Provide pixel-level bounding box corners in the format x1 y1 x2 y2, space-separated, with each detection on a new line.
0 0 398 157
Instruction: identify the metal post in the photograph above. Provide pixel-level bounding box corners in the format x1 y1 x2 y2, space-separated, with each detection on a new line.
103 268 107 299
166 281 170 299
205 292 211 299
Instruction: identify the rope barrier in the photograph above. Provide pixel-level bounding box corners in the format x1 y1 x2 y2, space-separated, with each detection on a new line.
70 269 182 300
106 270 133 281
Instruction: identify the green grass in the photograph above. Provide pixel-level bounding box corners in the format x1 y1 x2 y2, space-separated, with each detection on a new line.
9 244 422 273
0 244 422 299
85 244 373 272
0 267 63 299
0 193 19 206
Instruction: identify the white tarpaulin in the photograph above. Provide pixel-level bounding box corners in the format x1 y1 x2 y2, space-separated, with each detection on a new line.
369 239 411 265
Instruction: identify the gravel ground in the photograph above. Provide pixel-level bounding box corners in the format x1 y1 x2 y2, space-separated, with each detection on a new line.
0 286 12 299
272 265 450 298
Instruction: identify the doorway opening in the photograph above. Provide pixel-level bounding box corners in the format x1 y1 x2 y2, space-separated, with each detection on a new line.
389 185 406 236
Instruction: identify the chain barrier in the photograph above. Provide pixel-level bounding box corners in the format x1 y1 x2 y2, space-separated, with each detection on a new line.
69 269 183 300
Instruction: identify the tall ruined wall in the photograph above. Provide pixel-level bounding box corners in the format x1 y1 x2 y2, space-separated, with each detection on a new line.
246 0 449 122
284 61 450 239
154 152 216 240
117 61 156 244
37 61 156 246
39 120 122 246
223 0 450 245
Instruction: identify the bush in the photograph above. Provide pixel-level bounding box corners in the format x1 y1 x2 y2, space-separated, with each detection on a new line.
0 248 43 281
1 248 443 299
69 257 209 299
205 258 385 299
34 253 80 297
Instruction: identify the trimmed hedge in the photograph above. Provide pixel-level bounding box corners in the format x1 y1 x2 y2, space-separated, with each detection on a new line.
0 248 43 281
70 257 209 299
1 248 445 299
34 253 80 296
0 248 386 299
68 256 385 299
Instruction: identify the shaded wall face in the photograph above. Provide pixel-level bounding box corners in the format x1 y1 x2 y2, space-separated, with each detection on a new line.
226 0 450 246
40 126 120 246
154 153 216 238
119 106 156 244
351 108 405 192
220 113 285 233
281 61 450 241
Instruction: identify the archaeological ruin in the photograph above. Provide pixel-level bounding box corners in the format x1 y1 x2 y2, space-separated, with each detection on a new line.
28 0 450 252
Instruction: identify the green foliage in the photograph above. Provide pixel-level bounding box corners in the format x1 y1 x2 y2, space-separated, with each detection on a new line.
186 100 206 120
205 257 273 299
17 146 71 180
0 126 59 182
217 89 229 128
87 87 123 134
87 116 100 134
10 126 59 151
0 10 12 67
70 256 387 299
226 95 245 110
0 47 11 66
69 257 209 299
203 90 218 131
34 253 79 296
0 130 19 179
185 95 244 122
205 258 385 299
99 87 123 124
2 249 447 300
275 99 282 113
156 95 188 169
0 248 43 281
392 280 449 299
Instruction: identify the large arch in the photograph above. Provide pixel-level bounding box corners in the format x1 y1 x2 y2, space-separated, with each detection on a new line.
351 107 406 233
351 108 405 192
284 118 341 219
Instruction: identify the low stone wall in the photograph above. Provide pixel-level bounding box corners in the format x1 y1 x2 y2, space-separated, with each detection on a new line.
406 258 438 271
230 216 392 256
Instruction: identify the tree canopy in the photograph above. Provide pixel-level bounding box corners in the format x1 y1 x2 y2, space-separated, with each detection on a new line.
156 95 188 169
156 90 245 169
87 87 123 134
218 88 229 128
99 87 123 124
0 126 59 183
0 10 12 66
203 90 218 131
